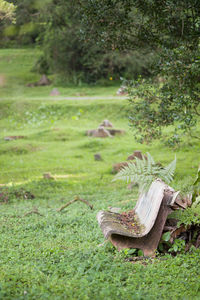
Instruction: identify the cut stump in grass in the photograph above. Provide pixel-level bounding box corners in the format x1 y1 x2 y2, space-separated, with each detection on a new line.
94 153 103 161
86 127 112 138
99 119 113 128
43 172 55 180
97 179 183 256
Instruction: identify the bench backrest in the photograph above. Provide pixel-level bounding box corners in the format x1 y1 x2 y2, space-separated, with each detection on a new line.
135 179 171 236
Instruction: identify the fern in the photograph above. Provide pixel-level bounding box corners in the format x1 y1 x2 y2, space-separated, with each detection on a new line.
113 153 176 193
159 156 176 184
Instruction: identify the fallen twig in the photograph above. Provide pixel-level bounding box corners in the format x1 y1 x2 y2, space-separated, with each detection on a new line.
23 208 43 217
57 196 93 212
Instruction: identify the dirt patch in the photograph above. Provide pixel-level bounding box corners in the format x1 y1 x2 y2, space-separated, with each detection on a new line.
0 190 9 203
127 150 147 161
14 189 35 200
4 136 26 141
113 150 147 173
87 127 112 138
117 210 143 234
112 162 130 173
94 153 103 161
86 120 125 138
0 188 35 204
0 144 41 156
43 172 55 180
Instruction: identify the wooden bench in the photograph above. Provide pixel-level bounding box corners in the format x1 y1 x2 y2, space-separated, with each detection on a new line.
97 179 180 256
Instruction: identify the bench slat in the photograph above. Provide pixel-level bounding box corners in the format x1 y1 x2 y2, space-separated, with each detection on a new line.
135 179 167 235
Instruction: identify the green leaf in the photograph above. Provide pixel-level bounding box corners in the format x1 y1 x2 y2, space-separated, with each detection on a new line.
193 170 200 186
173 244 178 252
158 243 164 251
160 156 176 184
162 231 171 242
138 250 144 256
128 249 137 255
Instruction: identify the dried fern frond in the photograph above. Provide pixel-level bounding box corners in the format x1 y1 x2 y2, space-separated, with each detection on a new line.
113 153 176 193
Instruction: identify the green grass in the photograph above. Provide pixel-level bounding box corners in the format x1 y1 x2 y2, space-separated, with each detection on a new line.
0 48 200 299
0 48 121 99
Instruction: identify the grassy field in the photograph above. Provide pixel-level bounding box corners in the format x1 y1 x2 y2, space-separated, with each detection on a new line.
0 48 120 100
0 49 200 299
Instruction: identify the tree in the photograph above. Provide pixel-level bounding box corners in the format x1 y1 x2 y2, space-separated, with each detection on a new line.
0 0 16 44
1 0 154 83
80 0 199 50
0 0 15 22
80 0 200 143
2 0 44 45
35 0 153 83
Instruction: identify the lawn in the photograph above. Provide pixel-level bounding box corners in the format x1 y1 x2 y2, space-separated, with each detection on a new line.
0 48 200 299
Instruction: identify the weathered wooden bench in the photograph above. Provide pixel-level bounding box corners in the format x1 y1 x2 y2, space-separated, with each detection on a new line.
97 179 180 256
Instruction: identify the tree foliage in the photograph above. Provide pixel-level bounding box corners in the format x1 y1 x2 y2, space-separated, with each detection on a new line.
0 0 15 22
34 0 154 83
128 44 200 144
80 0 200 142
1 0 154 83
1 0 43 45
80 0 200 49
1 0 155 83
